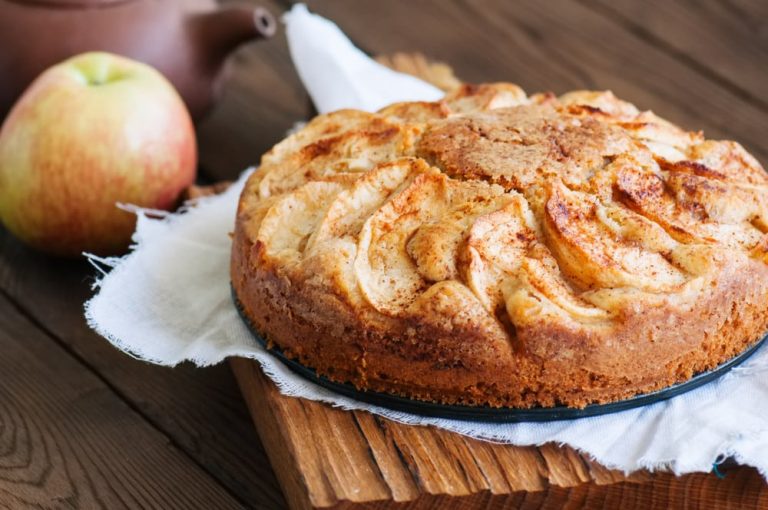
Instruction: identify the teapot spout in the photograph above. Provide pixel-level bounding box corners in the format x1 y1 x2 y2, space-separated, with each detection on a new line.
250 6 279 40
192 5 277 62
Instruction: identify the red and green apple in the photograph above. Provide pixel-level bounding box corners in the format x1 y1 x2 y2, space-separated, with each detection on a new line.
0 52 197 256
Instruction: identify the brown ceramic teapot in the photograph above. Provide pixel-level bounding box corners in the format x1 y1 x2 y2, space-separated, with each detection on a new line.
0 0 277 120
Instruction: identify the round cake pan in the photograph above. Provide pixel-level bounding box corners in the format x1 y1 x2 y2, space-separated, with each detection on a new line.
233 288 767 423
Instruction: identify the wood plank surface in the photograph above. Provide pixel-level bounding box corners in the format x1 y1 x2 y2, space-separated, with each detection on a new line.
232 358 768 509
0 290 244 509
0 231 286 509
590 0 768 109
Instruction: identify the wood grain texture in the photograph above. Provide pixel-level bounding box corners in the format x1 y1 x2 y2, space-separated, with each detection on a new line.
0 230 285 509
589 0 768 110
0 291 245 509
232 358 768 509
299 0 768 164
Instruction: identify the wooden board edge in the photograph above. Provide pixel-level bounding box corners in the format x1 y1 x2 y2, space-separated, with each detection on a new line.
230 358 768 509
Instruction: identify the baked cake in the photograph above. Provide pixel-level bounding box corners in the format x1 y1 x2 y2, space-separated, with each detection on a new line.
231 83 768 408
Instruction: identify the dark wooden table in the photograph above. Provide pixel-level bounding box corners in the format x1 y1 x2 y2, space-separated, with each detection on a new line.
2 1 766 508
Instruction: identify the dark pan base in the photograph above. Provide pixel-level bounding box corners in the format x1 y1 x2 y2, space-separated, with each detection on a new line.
232 286 767 423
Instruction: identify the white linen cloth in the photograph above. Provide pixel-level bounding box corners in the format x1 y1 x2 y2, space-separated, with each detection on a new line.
86 4 768 480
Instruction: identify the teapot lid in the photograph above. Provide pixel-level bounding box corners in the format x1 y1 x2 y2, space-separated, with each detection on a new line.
10 0 132 7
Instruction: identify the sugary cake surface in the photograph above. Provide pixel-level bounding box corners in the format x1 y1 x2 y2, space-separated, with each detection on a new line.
232 83 768 408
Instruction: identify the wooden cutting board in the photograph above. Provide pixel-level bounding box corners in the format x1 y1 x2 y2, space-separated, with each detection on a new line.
230 358 768 510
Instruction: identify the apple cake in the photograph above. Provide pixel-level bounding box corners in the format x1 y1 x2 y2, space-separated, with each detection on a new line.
231 83 768 408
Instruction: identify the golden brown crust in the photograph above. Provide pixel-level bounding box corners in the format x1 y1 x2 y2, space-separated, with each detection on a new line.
231 84 768 408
